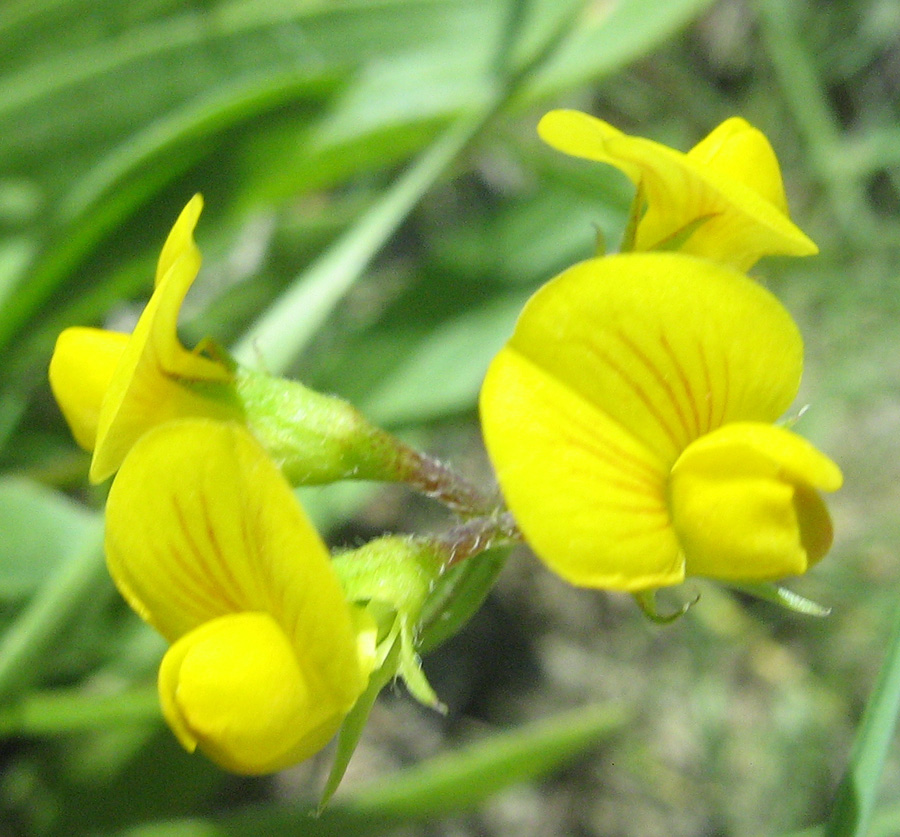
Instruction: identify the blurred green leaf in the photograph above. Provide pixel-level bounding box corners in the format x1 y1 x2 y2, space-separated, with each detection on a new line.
824 605 900 837
522 0 718 100
362 293 527 426
119 701 628 836
342 701 627 819
0 686 159 737
0 517 105 703
231 108 494 375
0 477 101 601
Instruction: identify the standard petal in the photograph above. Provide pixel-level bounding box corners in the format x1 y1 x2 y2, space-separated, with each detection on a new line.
48 327 128 451
90 198 235 482
90 300 236 481
505 253 804 465
669 422 842 580
155 194 203 289
148 197 226 381
159 612 347 774
105 419 369 706
480 345 684 591
538 110 817 270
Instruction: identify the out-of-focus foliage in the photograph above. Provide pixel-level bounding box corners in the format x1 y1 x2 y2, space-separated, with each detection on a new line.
3 0 900 835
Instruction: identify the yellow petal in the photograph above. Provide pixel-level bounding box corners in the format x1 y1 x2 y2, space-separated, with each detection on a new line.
105 418 370 709
669 422 842 580
686 117 789 214
159 612 347 774
90 198 235 482
155 194 203 289
48 327 128 451
538 110 817 270
503 253 803 465
480 345 683 590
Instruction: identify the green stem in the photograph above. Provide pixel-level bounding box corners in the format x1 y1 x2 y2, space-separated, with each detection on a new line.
396 447 505 519
434 512 522 568
234 367 500 516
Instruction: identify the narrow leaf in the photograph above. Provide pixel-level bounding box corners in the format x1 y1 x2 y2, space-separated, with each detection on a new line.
824 604 900 837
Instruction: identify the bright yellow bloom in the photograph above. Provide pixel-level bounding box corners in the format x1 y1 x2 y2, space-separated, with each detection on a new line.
479 252 841 591
537 111 818 271
48 327 129 451
105 418 375 774
49 195 237 483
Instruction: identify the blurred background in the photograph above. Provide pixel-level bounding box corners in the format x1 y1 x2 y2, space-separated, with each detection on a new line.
2 0 900 834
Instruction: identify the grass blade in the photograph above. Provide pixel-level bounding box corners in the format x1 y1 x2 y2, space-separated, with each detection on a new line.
230 105 494 375
824 604 900 837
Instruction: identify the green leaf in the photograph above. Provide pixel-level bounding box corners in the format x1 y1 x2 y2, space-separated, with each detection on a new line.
0 518 106 703
121 701 629 836
230 107 496 375
523 0 719 100
362 294 527 426
342 701 628 819
823 604 900 837
419 547 510 654
0 477 101 600
319 641 402 810
0 686 160 737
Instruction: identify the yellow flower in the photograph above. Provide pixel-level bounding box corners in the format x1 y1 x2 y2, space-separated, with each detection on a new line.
537 111 818 270
49 195 237 483
105 418 375 774
479 252 841 591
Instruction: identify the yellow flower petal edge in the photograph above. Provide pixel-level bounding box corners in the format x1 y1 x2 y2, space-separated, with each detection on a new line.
89 195 236 483
479 252 841 591
105 418 373 773
670 422 842 581
48 327 129 451
538 110 817 270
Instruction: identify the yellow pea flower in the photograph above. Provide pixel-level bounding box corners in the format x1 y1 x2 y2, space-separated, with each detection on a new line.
537 111 818 270
48 196 437 492
105 418 375 774
479 252 841 591
49 195 238 484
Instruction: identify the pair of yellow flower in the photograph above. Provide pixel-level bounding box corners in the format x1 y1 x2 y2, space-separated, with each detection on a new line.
50 197 377 774
49 110 841 776
479 111 841 593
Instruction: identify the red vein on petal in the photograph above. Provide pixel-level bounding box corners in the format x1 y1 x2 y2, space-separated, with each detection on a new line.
658 331 701 440
125 537 227 637
238 499 268 613
199 490 257 607
571 338 682 453
552 393 664 492
696 339 715 432
171 497 244 613
716 353 731 428
162 542 229 621
610 328 690 448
